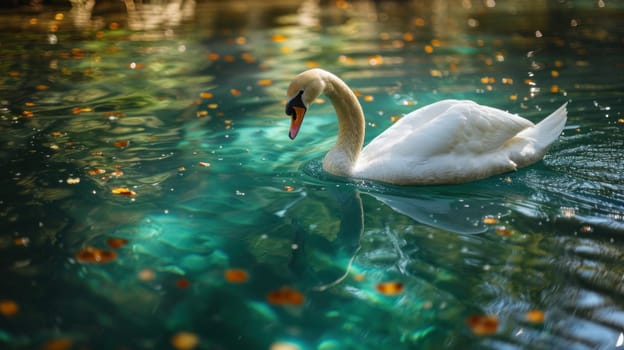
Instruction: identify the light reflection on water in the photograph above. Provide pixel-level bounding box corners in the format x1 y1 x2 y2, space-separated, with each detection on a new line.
1 1 623 349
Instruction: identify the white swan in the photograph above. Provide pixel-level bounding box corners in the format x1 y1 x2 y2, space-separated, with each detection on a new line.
285 68 567 185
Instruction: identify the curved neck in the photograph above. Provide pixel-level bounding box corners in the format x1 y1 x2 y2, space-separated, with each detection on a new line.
322 72 365 176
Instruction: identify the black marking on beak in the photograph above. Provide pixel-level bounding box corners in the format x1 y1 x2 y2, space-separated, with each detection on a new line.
285 89 306 119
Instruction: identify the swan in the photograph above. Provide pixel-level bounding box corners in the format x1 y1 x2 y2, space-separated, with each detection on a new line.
285 68 568 185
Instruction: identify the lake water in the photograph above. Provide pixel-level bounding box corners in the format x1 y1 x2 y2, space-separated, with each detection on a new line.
1 1 623 349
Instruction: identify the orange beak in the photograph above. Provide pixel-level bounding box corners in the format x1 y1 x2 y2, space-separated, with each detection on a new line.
289 106 306 140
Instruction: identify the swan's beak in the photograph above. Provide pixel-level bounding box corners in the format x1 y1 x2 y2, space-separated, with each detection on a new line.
285 90 307 140
288 106 306 139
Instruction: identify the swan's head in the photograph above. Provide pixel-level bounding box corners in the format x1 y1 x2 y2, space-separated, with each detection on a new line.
285 69 327 139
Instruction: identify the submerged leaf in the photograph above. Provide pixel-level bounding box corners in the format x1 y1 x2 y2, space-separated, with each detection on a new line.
106 238 129 249
266 287 304 306
224 268 249 283
76 246 117 264
0 300 19 316
171 331 199 350
466 314 498 336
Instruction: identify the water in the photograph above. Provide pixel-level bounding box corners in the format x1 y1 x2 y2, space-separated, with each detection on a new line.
1 1 623 349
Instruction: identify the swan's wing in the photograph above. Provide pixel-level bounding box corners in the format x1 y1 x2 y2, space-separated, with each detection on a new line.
360 100 533 163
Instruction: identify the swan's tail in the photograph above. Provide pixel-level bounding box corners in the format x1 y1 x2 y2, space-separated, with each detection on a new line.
510 102 568 168
519 102 568 148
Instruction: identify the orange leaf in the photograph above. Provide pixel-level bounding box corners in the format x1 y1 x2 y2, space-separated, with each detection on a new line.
113 140 129 148
375 281 404 295
0 300 19 316
171 331 199 350
266 287 304 306
466 314 499 336
495 226 513 236
111 187 136 196
106 238 129 249
224 268 249 283
482 216 498 224
525 310 545 323
88 168 106 176
76 246 117 264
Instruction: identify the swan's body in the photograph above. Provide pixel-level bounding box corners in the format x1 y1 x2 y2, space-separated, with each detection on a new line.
285 68 567 185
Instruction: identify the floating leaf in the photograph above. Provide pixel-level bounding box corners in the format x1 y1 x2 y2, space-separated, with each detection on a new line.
113 140 130 148
375 281 404 295
14 237 30 246
283 186 295 192
111 187 136 196
266 287 304 306
199 92 213 99
368 55 383 66
257 79 273 86
75 246 117 264
482 216 498 225
224 268 249 283
66 177 80 185
495 226 512 236
106 238 129 249
525 310 545 323
110 169 123 177
466 314 498 336
88 168 106 176
271 34 287 42
230 88 241 96
72 107 92 114
0 300 19 316
171 331 199 350
198 162 211 167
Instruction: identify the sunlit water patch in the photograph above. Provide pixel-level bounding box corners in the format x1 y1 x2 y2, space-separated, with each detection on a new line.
1 1 624 350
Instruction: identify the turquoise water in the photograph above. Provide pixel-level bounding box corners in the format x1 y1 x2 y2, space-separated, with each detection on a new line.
1 1 623 349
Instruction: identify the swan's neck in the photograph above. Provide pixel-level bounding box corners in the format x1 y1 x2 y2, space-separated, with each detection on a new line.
322 73 365 177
